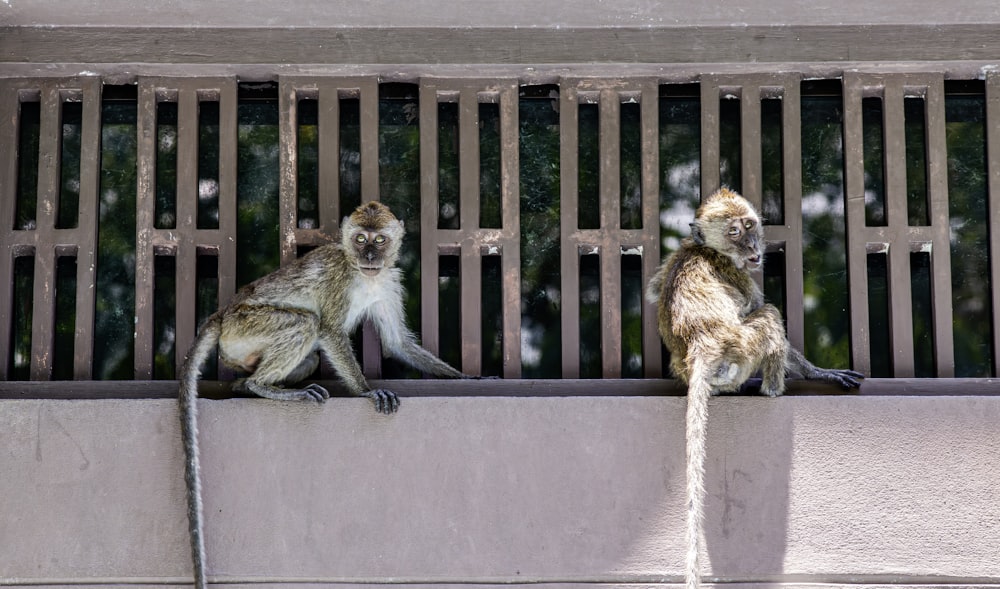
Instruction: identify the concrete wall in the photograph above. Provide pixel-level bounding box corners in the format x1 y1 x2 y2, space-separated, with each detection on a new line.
3 395 998 587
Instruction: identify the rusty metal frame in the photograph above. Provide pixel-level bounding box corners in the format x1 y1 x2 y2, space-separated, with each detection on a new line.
1 69 997 389
418 78 522 378
843 72 956 377
558 78 662 378
0 77 101 380
133 76 240 379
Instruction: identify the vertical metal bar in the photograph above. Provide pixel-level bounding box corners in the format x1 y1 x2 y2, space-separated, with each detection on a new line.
700 77 721 198
35 86 59 231
498 82 522 378
318 84 341 232
739 81 766 294
740 82 763 210
278 80 300 265
358 79 380 204
883 78 915 377
29 85 60 379
460 249 481 375
988 71 1000 375
419 82 442 356
600 89 622 377
459 88 481 374
780 79 806 354
358 79 383 377
641 80 663 378
459 88 480 231
0 81 20 379
842 73 873 375
924 75 955 377
173 85 199 367
29 246 55 380
559 82 581 378
134 80 158 379
215 79 239 381
74 78 101 379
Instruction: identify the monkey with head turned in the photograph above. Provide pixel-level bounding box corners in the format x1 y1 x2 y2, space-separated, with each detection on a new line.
646 188 863 589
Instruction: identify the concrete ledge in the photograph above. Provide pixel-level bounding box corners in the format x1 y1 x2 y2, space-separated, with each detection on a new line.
1 395 998 586
5 25 1000 66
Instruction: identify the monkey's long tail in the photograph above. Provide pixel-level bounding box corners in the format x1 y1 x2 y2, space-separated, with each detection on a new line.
684 360 713 589
179 315 222 589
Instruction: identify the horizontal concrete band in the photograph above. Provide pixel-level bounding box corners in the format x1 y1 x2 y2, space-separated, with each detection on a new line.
5 25 1000 65
2 395 998 584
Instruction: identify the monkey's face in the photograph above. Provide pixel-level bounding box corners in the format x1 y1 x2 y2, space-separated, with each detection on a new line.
341 202 405 276
351 229 395 276
725 216 763 270
692 189 765 271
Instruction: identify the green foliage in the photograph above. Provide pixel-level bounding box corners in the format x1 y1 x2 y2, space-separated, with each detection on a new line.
800 96 851 370
945 95 991 377
236 102 281 285
94 102 138 379
519 91 562 378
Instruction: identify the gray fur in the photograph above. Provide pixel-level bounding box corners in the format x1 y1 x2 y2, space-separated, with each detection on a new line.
178 202 463 588
646 189 862 589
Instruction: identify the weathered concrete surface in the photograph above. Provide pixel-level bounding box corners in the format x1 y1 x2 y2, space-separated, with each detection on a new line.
1 395 998 586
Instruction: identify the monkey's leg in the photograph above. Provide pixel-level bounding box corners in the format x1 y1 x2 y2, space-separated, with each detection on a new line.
282 352 320 385
224 309 329 403
719 304 787 396
242 347 328 402
748 305 788 397
786 347 864 389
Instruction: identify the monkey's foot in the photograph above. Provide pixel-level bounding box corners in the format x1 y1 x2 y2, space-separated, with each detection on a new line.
243 381 329 402
709 361 741 389
814 368 865 389
301 383 331 402
365 389 400 414
760 383 784 398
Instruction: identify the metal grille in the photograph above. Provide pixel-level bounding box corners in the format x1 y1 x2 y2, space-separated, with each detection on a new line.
3 71 999 384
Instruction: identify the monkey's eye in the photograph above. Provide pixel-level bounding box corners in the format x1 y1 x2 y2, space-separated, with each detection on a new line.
373 235 386 245
354 234 367 244
744 220 755 230
728 226 740 236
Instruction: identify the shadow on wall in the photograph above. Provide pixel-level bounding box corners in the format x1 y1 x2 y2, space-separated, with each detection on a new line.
704 397 791 583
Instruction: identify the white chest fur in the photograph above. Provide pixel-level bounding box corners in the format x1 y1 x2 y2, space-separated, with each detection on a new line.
343 268 404 333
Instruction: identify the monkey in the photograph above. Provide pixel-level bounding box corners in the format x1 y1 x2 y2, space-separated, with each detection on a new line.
178 201 464 589
645 188 863 589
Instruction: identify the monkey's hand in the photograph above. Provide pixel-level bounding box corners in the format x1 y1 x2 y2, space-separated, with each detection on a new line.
809 368 865 389
365 389 400 414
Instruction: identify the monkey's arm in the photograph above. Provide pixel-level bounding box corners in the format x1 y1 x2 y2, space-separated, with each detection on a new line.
316 331 399 414
368 298 465 378
785 346 864 389
387 335 465 378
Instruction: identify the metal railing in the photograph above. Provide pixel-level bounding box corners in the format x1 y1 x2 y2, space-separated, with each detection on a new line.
3 71 998 384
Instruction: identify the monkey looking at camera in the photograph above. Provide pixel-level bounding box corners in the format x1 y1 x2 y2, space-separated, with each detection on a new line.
645 188 862 589
179 201 463 589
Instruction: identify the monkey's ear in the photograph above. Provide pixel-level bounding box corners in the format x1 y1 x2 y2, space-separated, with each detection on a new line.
690 222 706 245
